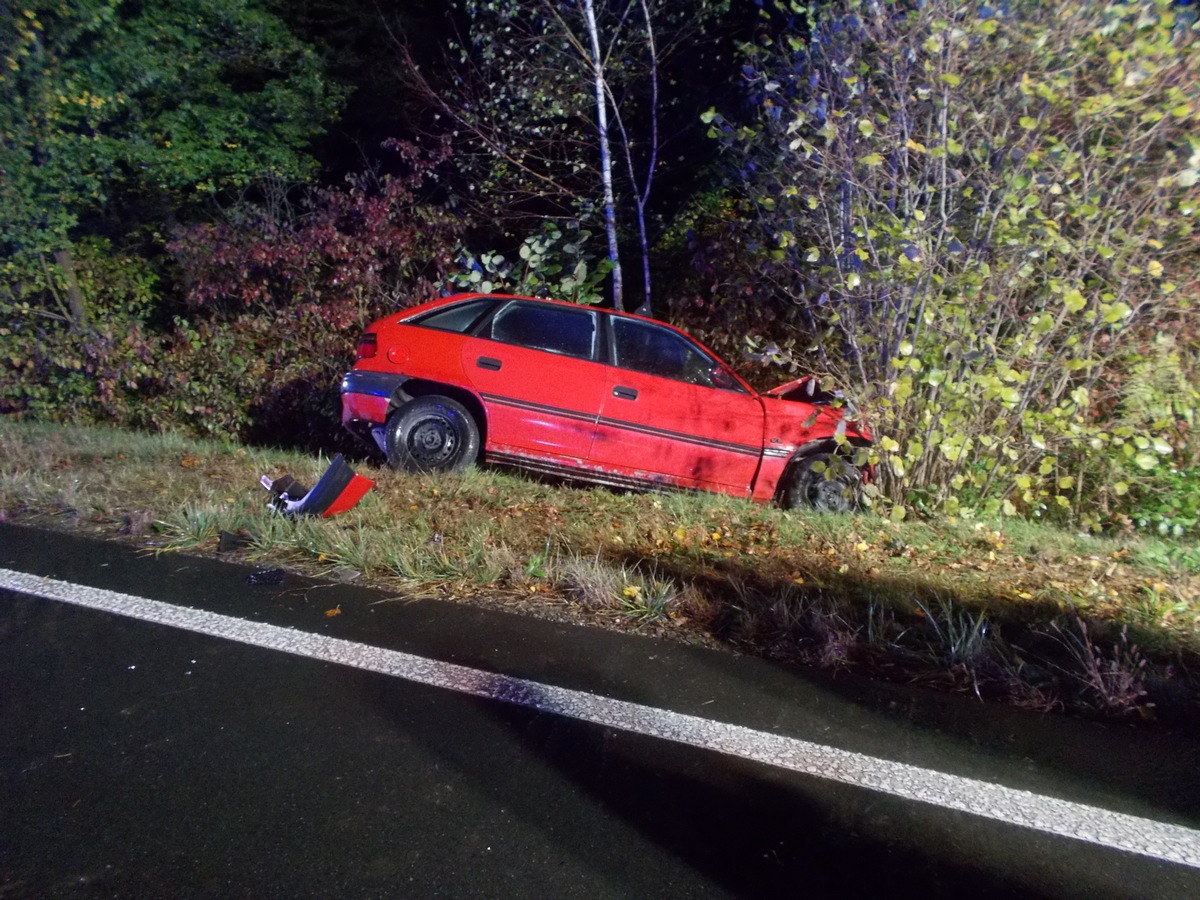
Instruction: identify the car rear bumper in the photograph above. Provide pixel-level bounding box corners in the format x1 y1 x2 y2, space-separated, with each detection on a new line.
340 370 406 441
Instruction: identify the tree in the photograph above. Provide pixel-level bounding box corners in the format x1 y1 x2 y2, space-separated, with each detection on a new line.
399 0 728 313
708 0 1200 521
0 0 344 328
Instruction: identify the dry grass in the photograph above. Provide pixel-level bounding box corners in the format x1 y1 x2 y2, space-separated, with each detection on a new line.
3 420 1198 722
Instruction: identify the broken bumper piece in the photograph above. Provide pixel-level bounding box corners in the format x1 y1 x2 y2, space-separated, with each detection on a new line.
261 454 374 517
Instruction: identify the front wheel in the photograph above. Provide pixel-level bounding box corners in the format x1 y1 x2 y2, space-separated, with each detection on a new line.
385 395 480 474
781 451 863 513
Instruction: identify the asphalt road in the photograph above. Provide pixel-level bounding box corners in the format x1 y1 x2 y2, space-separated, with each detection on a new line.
2 522 1199 898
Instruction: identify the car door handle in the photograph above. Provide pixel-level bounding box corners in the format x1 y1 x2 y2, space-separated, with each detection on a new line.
612 386 638 401
476 356 502 371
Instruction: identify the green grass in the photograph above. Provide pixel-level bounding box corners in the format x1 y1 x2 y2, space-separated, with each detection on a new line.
2 419 1198 723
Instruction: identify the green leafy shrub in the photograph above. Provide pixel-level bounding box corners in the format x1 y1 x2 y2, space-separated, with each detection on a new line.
0 238 160 426
707 0 1200 526
1125 467 1200 538
448 221 615 305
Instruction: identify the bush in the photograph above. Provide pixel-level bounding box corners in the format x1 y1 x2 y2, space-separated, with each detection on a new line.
2 146 465 451
145 145 464 445
707 0 1200 525
0 238 160 426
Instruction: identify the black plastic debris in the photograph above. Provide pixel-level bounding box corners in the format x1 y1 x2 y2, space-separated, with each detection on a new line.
247 567 285 585
218 530 251 553
260 454 374 518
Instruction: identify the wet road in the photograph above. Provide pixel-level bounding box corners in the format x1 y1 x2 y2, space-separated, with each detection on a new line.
2 523 1199 898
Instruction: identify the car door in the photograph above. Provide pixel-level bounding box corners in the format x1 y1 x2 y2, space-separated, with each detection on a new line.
461 300 605 464
589 317 766 495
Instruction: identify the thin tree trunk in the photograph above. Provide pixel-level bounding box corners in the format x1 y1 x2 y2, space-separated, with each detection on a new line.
633 0 656 317
580 0 624 311
53 248 88 330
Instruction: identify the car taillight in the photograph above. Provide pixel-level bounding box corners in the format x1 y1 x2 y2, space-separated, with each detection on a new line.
356 333 377 360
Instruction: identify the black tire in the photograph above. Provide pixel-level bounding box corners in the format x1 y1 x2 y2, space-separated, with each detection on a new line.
385 395 480 474
781 451 863 513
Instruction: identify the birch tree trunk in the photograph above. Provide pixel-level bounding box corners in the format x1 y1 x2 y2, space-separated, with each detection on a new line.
579 0 624 311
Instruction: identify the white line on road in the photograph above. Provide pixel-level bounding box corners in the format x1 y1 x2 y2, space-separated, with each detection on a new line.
3 566 1199 870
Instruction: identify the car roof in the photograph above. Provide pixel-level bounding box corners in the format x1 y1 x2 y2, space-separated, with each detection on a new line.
395 292 754 392
403 292 674 329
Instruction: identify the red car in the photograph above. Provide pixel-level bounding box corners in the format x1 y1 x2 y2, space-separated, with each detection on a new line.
341 294 871 511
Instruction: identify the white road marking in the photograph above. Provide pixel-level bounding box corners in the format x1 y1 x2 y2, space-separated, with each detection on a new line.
3 566 1199 870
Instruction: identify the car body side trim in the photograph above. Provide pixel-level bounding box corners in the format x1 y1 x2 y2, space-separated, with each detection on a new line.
595 415 762 458
486 450 680 494
478 391 601 425
480 391 762 458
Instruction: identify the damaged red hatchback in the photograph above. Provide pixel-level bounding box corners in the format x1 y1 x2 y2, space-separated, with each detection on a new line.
341 293 871 511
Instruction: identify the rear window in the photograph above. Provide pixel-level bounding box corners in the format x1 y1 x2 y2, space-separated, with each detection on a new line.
409 298 496 334
490 302 597 360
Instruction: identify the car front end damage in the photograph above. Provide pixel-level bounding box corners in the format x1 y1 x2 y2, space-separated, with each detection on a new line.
750 377 874 509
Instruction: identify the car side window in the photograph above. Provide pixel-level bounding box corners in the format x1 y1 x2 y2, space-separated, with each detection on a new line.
410 298 496 333
612 318 741 391
490 302 597 360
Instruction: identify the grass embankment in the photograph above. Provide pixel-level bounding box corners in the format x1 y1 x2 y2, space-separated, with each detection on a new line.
3 421 1199 725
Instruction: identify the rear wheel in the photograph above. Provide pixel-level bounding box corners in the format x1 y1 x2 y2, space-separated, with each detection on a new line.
385 395 480 474
781 451 863 513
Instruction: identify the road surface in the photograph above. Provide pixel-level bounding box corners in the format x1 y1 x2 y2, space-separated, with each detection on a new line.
2 522 1199 897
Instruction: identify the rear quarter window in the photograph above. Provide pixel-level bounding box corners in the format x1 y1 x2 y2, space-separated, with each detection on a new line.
409 298 497 333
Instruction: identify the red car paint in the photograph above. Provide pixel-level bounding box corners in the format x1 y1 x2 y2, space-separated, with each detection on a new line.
340 293 871 508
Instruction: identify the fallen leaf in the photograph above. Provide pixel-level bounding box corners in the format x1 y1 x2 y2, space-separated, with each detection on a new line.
325 606 342 617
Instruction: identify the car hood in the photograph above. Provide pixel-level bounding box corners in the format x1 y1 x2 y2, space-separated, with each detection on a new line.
763 376 871 443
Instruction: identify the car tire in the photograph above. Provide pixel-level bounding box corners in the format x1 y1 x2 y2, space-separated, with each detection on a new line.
385 395 480 474
782 451 862 513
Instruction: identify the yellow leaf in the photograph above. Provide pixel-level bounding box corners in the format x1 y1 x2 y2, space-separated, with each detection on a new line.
623 585 642 598
324 606 341 618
